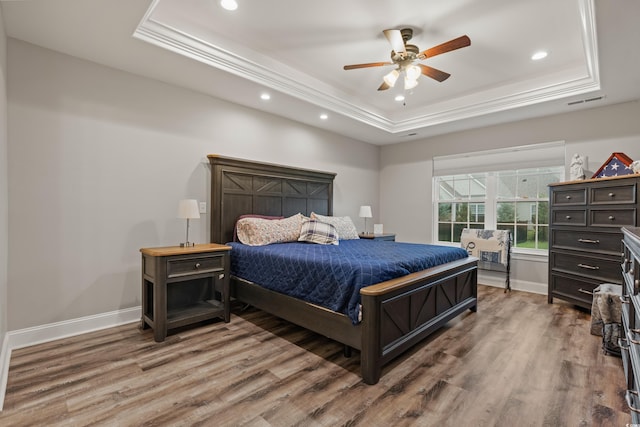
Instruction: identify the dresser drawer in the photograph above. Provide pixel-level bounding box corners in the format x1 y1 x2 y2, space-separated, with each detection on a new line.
590 208 637 228
591 182 636 205
551 188 587 206
549 273 598 307
167 254 226 279
551 209 587 226
551 229 622 256
550 252 622 284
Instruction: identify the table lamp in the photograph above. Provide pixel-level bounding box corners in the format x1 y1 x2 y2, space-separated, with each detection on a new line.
359 205 372 234
178 199 200 247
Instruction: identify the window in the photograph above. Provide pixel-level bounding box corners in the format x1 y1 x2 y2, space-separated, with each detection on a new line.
433 142 565 251
435 167 562 249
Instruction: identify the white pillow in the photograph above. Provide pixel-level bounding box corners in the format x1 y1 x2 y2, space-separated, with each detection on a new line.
310 212 360 240
298 219 339 245
236 213 303 246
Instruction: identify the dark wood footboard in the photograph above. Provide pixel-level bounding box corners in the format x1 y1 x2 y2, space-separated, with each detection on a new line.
360 256 477 384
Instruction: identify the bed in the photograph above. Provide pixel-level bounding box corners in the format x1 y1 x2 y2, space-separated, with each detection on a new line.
208 154 478 384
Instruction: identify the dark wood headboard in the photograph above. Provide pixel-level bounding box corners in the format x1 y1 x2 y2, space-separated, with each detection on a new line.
208 155 336 244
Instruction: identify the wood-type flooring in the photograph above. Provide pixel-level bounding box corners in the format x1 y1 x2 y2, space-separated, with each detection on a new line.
0 285 629 426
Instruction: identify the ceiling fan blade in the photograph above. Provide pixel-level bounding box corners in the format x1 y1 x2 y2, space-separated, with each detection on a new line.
377 81 391 91
383 29 406 56
420 35 471 59
343 62 393 70
418 64 451 82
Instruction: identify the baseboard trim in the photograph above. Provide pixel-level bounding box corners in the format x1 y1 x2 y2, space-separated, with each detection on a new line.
478 272 547 295
0 335 10 411
0 306 141 411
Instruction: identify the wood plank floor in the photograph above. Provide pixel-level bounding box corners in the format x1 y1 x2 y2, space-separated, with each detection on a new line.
0 285 629 426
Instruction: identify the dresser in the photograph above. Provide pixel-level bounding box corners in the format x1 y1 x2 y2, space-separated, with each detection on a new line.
548 175 640 309
621 227 640 421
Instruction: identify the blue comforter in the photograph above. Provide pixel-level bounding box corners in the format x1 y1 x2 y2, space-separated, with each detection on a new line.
229 239 469 324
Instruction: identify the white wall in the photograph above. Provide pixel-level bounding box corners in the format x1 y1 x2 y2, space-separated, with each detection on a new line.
0 5 9 348
6 39 380 330
380 100 640 290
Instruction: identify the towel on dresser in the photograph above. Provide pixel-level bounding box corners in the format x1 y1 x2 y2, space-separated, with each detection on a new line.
590 283 622 357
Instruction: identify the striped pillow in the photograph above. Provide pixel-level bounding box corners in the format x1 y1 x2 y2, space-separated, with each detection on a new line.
298 219 339 245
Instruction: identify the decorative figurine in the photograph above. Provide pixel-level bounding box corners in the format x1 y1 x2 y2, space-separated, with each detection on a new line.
570 153 586 180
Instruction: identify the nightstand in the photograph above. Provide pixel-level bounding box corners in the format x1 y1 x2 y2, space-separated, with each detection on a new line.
140 243 231 342
359 233 396 241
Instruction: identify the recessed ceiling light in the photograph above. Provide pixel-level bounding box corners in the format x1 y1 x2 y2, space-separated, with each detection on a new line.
220 0 238 11
260 93 270 100
531 50 548 61
320 114 328 120
395 95 405 102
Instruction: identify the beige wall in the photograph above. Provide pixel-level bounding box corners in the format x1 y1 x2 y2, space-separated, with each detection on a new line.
6 39 380 330
380 100 640 290
0 5 9 345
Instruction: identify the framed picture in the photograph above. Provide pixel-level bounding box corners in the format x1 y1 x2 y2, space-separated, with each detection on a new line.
591 152 634 178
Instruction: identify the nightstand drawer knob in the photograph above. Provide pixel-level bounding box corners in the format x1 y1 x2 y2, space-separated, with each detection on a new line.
608 215 615 220
565 215 571 220
609 192 615 197
194 262 201 269
565 195 571 199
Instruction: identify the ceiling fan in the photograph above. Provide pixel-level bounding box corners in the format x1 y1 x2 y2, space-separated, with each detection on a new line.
343 28 471 91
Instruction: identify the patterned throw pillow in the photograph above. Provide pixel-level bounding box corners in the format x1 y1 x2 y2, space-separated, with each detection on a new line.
310 212 360 240
298 219 339 245
236 213 303 246
233 214 284 241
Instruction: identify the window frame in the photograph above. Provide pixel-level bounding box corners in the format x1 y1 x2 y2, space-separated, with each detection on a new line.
433 166 563 253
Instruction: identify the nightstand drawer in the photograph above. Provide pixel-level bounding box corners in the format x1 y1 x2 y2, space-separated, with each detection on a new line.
591 183 636 205
167 254 225 278
590 208 637 228
551 209 586 226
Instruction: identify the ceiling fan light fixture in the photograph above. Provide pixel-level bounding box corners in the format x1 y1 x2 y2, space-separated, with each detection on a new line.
404 76 419 90
383 69 400 87
405 64 421 81
220 0 238 11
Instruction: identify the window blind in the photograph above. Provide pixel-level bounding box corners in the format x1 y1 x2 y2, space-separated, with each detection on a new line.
432 141 565 176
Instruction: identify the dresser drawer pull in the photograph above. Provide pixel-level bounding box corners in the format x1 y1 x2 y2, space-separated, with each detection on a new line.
578 238 600 244
619 337 630 351
577 263 599 270
578 288 593 295
628 330 640 345
608 215 615 221
626 390 640 413
194 262 201 269
608 192 615 198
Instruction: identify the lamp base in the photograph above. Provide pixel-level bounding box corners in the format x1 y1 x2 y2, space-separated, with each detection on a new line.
180 242 195 248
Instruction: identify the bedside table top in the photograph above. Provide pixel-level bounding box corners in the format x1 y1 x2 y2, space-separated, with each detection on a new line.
359 233 395 239
140 243 231 257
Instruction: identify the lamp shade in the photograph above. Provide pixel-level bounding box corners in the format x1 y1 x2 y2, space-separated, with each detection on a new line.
178 199 200 219
359 205 372 218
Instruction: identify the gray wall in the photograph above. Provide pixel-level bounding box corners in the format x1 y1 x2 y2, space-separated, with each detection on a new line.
380 100 640 291
6 39 380 330
0 5 9 347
